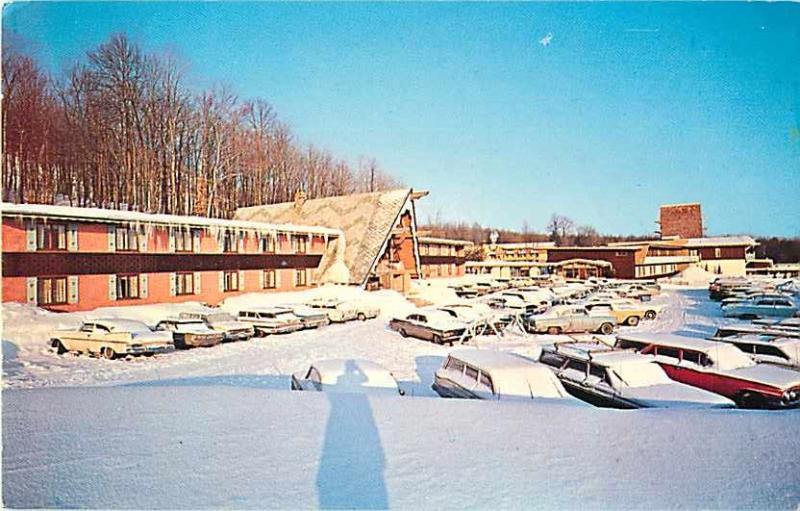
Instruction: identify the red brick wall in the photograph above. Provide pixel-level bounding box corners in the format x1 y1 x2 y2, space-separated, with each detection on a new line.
660 204 703 238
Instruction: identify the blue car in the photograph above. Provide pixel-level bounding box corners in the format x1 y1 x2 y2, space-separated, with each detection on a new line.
723 297 798 319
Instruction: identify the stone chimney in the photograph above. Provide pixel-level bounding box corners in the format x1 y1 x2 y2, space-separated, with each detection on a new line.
294 189 307 209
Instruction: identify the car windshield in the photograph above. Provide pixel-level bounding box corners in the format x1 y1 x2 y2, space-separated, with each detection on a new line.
610 361 672 387
275 311 294 318
206 313 235 323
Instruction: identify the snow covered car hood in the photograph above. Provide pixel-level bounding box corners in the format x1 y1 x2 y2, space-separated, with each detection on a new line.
173 325 218 335
209 320 252 331
725 364 800 389
621 383 733 408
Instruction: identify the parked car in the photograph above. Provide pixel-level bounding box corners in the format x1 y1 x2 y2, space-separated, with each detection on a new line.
712 324 800 341
275 305 330 329
389 310 469 345
751 317 800 330
343 300 381 321
538 342 734 409
291 359 404 395
305 299 359 322
616 333 800 409
238 307 305 335
584 300 660 326
178 311 254 341
712 334 800 370
154 318 225 349
432 349 578 402
617 284 654 302
723 297 797 319
525 305 616 335
50 319 174 359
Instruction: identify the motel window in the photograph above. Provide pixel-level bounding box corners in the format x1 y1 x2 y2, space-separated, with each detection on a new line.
714 248 721 258
36 223 67 251
263 269 277 289
420 244 428 256
223 271 240 292
116 226 140 252
174 228 194 252
294 269 308 287
614 251 627 257
261 235 276 253
37 276 68 305
223 231 239 253
176 272 195 295
116 274 140 300
293 235 308 254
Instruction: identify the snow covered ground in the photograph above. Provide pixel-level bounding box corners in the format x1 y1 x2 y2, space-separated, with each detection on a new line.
3 286 798 509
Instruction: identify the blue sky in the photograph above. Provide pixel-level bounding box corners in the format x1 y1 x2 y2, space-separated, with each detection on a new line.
4 2 799 236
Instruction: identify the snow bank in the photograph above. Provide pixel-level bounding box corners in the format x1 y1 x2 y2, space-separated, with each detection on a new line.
3 385 798 509
661 264 717 288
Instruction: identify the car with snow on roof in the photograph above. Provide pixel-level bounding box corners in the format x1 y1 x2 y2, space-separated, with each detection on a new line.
50 319 174 360
616 333 800 409
304 298 360 322
752 317 800 330
291 359 404 395
711 334 800 370
711 324 800 341
722 296 797 319
274 304 330 329
584 300 661 326
525 305 616 335
154 317 225 349
432 349 579 402
389 310 469 345
538 342 733 409
237 307 305 335
178 311 254 341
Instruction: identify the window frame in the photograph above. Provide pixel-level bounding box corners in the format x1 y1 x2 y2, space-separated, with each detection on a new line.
36 223 67 251
175 272 195 296
223 270 240 292
116 274 141 300
37 275 68 305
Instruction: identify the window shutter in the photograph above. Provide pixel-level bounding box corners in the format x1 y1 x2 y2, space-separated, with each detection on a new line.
26 221 37 251
193 230 201 253
274 269 281 289
26 277 37 304
68 276 79 304
139 228 149 252
238 270 245 291
107 225 117 251
169 273 176 296
238 232 245 252
219 271 225 292
140 274 149 299
168 228 176 252
258 270 265 289
108 275 117 301
67 224 79 251
306 268 313 286
194 272 202 294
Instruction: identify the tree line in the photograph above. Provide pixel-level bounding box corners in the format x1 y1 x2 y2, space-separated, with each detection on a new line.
2 34 399 217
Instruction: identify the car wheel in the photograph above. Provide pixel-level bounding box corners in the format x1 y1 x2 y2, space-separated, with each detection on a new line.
626 316 640 327
101 347 116 360
399 329 408 338
599 323 614 335
737 391 766 409
546 326 562 335
357 313 367 322
644 310 657 320
51 339 67 355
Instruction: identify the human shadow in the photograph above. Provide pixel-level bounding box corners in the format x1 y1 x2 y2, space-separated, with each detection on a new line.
410 355 445 398
317 360 388 509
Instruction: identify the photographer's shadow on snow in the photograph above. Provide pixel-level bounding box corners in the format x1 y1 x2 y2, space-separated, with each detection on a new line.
316 360 388 509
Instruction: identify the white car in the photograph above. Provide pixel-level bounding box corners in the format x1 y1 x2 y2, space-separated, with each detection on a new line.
291 359 404 395
154 318 225 349
238 307 305 335
305 299 359 322
50 319 174 359
178 311 255 341
274 304 330 329
432 349 579 402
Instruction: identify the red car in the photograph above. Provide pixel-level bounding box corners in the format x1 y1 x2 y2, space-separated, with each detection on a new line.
616 333 800 409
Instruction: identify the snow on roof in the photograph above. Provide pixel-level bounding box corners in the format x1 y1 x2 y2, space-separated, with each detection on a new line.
490 242 555 249
0 202 342 236
311 359 398 389
617 333 718 351
93 318 152 332
446 349 568 398
235 188 415 286
417 236 474 246
684 236 758 247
